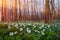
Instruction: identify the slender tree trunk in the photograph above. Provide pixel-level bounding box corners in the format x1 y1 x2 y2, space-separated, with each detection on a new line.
31 0 33 21
18 0 22 21
58 0 59 19
15 0 17 21
2 0 6 21
45 0 50 23
50 0 56 22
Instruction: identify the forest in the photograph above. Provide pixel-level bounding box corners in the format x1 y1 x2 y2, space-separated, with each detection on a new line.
0 0 60 40
0 0 60 23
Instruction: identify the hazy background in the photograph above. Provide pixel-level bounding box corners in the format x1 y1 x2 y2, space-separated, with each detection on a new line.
0 0 60 21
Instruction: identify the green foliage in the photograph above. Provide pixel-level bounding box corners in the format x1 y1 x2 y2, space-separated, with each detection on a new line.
0 23 60 40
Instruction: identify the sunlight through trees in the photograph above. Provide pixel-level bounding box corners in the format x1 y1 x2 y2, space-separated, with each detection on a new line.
0 0 59 23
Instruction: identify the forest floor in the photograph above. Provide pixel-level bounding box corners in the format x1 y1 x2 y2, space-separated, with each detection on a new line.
0 20 60 40
0 20 45 25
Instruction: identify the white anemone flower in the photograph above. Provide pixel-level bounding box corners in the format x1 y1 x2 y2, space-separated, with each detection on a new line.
15 24 18 27
33 25 36 28
34 30 38 32
27 28 31 33
14 24 19 29
27 30 31 33
41 24 44 27
43 29 45 32
37 31 40 33
20 28 23 31
39 27 42 29
14 31 17 34
27 28 30 30
9 32 14 36
41 31 45 35
48 25 50 28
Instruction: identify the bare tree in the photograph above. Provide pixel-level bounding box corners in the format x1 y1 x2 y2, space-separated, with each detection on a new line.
45 0 50 23
2 0 5 21
14 0 17 21
58 0 60 19
51 0 57 22
45 0 57 23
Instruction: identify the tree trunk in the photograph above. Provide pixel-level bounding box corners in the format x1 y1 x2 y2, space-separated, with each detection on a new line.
50 0 56 22
2 0 6 21
14 0 17 21
45 0 50 23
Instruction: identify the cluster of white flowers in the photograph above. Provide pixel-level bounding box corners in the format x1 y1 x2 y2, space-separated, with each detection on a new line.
15 23 18 27
8 23 47 35
9 31 17 36
34 30 40 33
33 25 36 28
39 24 44 29
4 22 59 37
19 23 26 28
27 28 31 33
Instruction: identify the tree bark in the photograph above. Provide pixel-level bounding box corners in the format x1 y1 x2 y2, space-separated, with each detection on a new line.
50 0 56 22
2 0 6 21
45 0 50 23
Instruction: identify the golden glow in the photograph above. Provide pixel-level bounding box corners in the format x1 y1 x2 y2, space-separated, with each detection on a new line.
0 0 2 7
2 0 6 7
0 0 16 8
13 0 17 8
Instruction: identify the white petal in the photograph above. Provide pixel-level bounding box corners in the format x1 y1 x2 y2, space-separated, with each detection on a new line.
20 28 23 31
9 32 14 36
